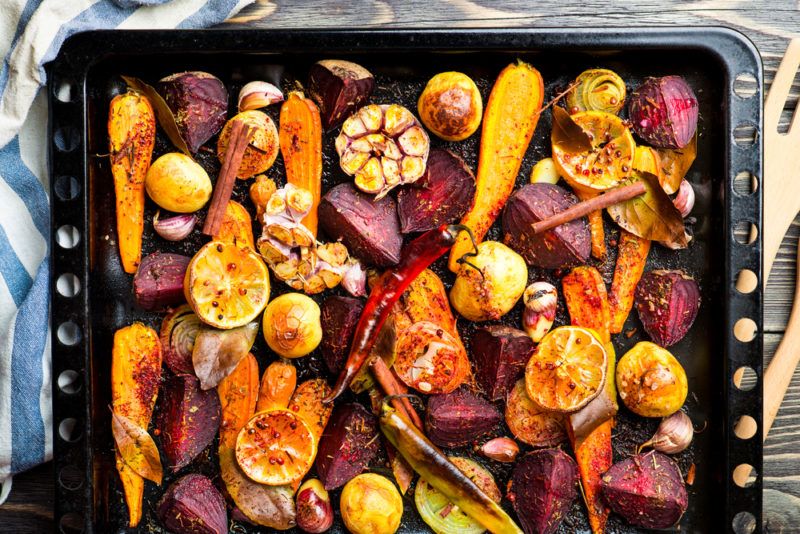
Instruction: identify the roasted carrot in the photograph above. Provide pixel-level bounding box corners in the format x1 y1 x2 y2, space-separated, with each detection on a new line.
609 230 651 333
576 190 606 259
255 359 297 413
448 61 544 272
217 353 260 449
280 91 323 235
215 200 255 250
568 419 613 534
561 265 611 343
108 91 156 273
111 323 162 527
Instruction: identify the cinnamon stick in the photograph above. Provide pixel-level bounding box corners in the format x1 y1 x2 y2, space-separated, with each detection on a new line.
202 120 253 236
370 356 424 430
531 181 646 234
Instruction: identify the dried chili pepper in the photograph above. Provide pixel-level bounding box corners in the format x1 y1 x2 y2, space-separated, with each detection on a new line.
323 224 475 403
379 397 524 534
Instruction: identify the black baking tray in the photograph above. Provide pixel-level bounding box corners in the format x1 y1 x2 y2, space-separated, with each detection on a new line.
48 28 763 533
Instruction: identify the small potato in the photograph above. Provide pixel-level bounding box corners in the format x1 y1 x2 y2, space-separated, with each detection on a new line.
616 341 688 418
418 72 482 142
262 293 322 358
217 110 279 179
145 153 212 213
340 473 402 534
450 241 527 322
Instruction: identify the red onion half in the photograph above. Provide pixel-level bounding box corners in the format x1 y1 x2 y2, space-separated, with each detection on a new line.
628 76 698 149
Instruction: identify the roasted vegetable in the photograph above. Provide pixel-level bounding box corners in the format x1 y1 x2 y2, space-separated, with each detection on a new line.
635 269 701 347
217 356 296 529
217 110 279 179
295 479 334 534
609 231 651 334
601 451 688 529
340 473 403 534
522 282 558 342
262 293 322 358
380 399 524 534
394 321 470 394
280 91 323 235
471 326 534 401
450 241 527 322
425 387 501 448
320 296 364 374
629 76 698 149
215 200 255 249
145 152 212 213
552 108 635 193
154 213 196 241
250 173 277 222
160 305 201 375
508 449 579 534
640 410 694 454
157 71 227 154
397 149 476 233
415 457 501 534
418 71 483 141
307 59 375 129
108 90 156 273
570 420 613 534
617 341 688 417
256 359 297 413
134 252 190 312
561 265 611 343
238 80 284 111
288 378 333 444
326 225 471 403
158 374 220 471
505 379 566 447
111 323 162 527
319 183 403 267
192 322 259 390
480 437 520 463
566 68 626 115
157 473 227 534
448 61 544 272
673 179 695 217
316 403 380 489
576 189 606 259
335 103 430 197
503 183 591 269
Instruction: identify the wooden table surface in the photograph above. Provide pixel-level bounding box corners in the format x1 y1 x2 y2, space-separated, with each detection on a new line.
4 1 800 532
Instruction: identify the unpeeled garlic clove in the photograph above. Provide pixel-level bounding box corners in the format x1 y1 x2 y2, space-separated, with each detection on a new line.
295 479 334 533
480 437 520 463
673 179 695 218
341 259 366 297
522 281 557 342
153 212 196 241
639 410 694 454
238 81 284 112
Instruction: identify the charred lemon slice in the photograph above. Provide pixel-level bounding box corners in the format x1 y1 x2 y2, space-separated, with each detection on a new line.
235 409 316 486
185 241 270 329
552 110 635 192
525 325 607 413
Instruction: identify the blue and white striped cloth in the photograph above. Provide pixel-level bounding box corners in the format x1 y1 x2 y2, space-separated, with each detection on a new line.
0 0 252 505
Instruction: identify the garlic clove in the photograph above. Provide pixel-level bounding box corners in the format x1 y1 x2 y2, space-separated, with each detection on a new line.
237 81 284 112
522 281 557 342
673 179 695 218
639 410 694 454
480 437 520 463
341 259 367 297
153 212 196 241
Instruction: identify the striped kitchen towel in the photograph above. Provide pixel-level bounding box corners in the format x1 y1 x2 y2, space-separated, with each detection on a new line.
0 0 253 505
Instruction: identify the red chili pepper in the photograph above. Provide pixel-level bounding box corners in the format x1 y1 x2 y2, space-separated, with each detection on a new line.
323 224 475 404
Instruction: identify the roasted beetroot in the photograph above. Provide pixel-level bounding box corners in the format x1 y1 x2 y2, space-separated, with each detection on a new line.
134 252 190 311
471 326 534 401
396 149 476 233
508 449 578 534
157 71 228 153
635 269 700 347
307 59 375 130
318 183 403 267
600 451 688 529
502 183 591 269
315 403 380 489
628 76 698 149
425 387 501 448
157 374 221 471
320 295 364 374
157 473 227 534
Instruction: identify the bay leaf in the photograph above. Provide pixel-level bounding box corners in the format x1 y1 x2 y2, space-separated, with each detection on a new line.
122 75 192 156
551 105 593 154
192 322 259 390
607 171 687 247
111 409 163 484
653 133 697 194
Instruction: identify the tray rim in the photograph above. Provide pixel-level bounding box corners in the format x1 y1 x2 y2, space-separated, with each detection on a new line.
47 26 763 533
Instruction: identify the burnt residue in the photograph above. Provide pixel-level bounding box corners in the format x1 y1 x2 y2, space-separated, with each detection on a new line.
81 46 725 534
